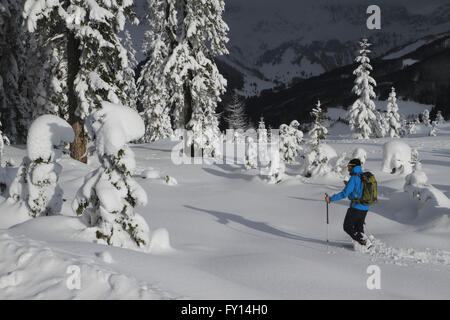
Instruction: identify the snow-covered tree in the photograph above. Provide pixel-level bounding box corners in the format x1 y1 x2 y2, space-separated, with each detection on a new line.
422 109 431 127
244 136 257 170
23 0 139 162
429 121 437 136
137 0 176 142
123 30 138 111
435 110 445 124
160 0 229 157
73 102 150 251
224 92 247 130
267 147 285 184
279 120 303 164
300 100 333 177
257 117 267 142
374 111 388 138
347 38 378 139
386 87 402 138
9 115 74 217
0 120 10 166
309 100 328 143
0 0 32 143
257 116 269 164
0 120 10 193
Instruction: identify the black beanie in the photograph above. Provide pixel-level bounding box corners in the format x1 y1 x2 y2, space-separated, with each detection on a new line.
348 158 361 167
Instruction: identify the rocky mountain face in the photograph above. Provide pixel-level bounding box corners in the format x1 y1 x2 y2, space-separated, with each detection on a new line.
221 0 450 96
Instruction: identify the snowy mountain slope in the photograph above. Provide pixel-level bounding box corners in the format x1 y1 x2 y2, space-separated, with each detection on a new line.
1 121 450 299
126 0 450 97
244 33 450 128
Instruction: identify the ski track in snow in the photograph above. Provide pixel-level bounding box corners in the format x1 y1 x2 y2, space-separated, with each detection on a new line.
352 236 450 267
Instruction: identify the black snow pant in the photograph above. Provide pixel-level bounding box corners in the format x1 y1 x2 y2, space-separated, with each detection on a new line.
343 207 368 244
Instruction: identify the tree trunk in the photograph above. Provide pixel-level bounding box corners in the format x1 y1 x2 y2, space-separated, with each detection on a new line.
67 30 86 163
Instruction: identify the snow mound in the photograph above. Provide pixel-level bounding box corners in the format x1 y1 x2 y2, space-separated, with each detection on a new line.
164 175 177 186
149 228 173 254
142 168 160 179
381 141 412 175
27 115 74 162
89 102 145 156
0 234 174 299
404 168 450 208
96 251 114 264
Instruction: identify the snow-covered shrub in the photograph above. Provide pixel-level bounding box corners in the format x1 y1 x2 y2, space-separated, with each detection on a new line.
245 136 257 170
333 152 349 178
267 148 285 183
407 117 420 135
435 110 445 124
164 175 177 186
300 144 337 178
0 121 10 192
9 115 74 217
279 121 304 164
404 162 450 208
352 147 367 165
422 109 431 127
381 140 412 175
73 102 150 251
257 117 269 164
333 147 367 178
0 121 10 165
374 111 388 138
429 121 437 137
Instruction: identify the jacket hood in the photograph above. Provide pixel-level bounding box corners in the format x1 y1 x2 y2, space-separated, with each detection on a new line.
351 165 363 174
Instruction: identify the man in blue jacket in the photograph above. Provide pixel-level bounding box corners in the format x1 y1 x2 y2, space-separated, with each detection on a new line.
325 158 371 247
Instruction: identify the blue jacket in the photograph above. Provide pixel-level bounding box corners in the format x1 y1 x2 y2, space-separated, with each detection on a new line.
330 166 370 211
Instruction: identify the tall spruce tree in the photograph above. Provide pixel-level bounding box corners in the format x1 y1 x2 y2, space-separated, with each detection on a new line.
23 0 138 162
0 0 31 143
386 87 401 138
165 0 229 157
347 38 378 139
137 0 176 142
224 92 247 130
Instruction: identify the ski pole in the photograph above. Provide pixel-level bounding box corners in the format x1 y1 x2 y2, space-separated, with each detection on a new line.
325 193 329 250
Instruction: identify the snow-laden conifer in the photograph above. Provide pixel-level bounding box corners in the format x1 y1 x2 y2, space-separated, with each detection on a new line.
422 109 431 127
9 115 74 217
347 38 378 139
73 102 150 251
23 0 139 161
0 0 31 143
301 100 333 177
435 110 445 124
279 120 303 164
386 87 402 138
164 0 229 157
137 0 175 142
224 92 247 130
429 121 437 137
